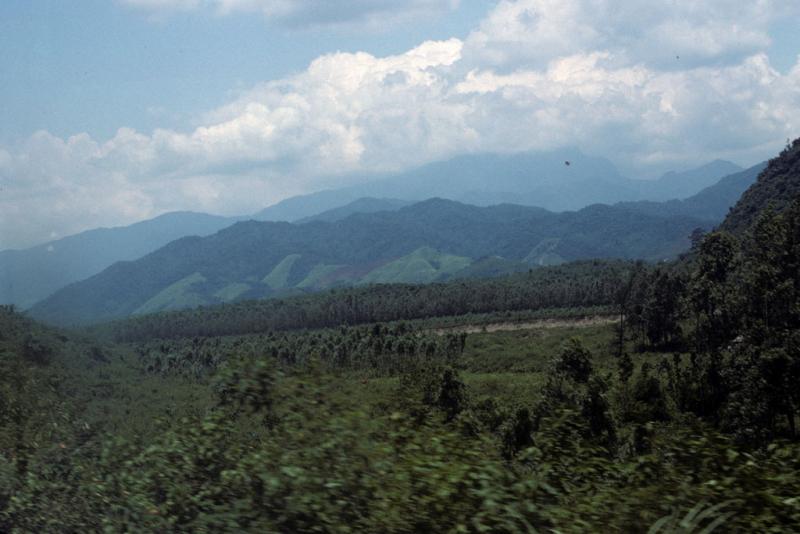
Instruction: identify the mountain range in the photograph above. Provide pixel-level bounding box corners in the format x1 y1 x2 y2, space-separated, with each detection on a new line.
254 150 742 221
0 212 241 309
1 150 747 310
30 197 715 326
30 137 796 329
614 162 767 222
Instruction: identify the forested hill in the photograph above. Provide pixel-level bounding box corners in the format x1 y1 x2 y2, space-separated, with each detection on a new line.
720 138 800 235
0 155 748 311
95 260 628 342
296 197 411 223
615 161 765 222
254 150 741 219
0 211 239 309
30 199 705 326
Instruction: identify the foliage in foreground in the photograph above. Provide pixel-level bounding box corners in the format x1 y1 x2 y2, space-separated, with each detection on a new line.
3 347 800 533
2 198 800 531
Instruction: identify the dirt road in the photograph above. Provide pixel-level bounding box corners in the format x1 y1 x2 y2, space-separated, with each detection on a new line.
431 315 618 335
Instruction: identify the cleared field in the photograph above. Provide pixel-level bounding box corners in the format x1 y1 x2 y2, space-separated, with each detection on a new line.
431 314 618 335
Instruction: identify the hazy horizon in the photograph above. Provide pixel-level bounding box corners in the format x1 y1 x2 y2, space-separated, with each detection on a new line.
1 0 799 249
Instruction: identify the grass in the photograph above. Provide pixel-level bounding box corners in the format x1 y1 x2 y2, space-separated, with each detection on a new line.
523 237 565 266
55 314 626 447
460 323 616 373
359 247 472 284
262 254 301 289
297 264 343 289
214 282 251 302
298 321 621 415
133 272 208 315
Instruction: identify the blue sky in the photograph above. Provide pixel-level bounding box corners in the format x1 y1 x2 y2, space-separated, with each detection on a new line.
0 0 490 143
1 0 799 249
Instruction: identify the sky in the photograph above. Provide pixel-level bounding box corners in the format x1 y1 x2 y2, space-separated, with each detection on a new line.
1 0 799 250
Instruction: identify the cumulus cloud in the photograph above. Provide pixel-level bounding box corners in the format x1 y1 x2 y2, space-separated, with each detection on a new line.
3 0 799 249
121 0 460 28
463 0 797 69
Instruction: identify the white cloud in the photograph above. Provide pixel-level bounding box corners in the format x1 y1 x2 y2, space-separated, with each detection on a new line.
3 0 799 249
463 0 796 69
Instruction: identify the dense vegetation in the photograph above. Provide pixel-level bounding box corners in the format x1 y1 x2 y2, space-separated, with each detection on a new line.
96 260 628 342
1 199 799 531
3 143 799 531
0 212 237 310
721 139 800 235
30 198 707 326
616 162 764 222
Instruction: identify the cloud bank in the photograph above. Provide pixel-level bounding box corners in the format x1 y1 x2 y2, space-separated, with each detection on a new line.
2 0 799 248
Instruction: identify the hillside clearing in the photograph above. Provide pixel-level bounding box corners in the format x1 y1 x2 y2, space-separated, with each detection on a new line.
430 314 618 335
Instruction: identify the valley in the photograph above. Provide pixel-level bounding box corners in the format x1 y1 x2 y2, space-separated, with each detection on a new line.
5 2 800 531
2 139 800 531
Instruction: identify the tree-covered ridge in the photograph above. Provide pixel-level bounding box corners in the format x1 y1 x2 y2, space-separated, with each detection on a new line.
615 161 766 222
295 197 411 223
4 196 800 530
4 143 800 531
30 199 707 326
721 138 800 235
0 212 239 309
0 153 749 312
253 150 741 219
94 260 630 342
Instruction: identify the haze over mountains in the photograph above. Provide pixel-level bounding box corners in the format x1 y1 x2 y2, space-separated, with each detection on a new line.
29 170 747 327
615 162 768 222
1 150 749 311
253 150 742 221
0 212 243 309
29 137 794 329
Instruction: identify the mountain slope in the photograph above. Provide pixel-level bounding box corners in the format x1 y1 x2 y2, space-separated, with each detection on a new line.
0 211 239 308
616 162 766 222
254 150 739 221
358 246 472 284
720 139 800 235
297 198 411 223
3 151 742 311
644 159 742 201
30 199 707 326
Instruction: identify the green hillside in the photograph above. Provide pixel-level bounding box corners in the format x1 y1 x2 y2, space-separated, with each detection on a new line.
5 140 800 531
296 264 344 288
617 161 766 222
29 199 710 326
0 156 746 312
0 211 238 309
359 247 471 284
720 139 800 235
523 238 565 266
133 272 209 315
214 282 252 302
262 254 302 289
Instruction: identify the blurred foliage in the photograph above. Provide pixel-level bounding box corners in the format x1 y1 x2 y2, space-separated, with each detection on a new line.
2 197 800 532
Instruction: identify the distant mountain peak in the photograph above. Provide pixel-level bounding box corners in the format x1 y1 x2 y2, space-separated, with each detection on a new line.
30 197 708 326
657 159 741 181
296 197 410 224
